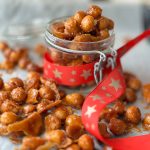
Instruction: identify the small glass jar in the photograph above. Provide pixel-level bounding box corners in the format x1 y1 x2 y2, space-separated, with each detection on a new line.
0 19 46 49
44 17 115 88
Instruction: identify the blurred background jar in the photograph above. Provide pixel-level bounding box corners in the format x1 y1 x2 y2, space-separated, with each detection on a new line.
0 19 46 49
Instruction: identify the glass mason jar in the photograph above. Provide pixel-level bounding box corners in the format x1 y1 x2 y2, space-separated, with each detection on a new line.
44 17 115 89
0 19 46 49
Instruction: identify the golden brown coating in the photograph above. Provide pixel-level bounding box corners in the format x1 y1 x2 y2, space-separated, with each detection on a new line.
51 22 69 39
9 50 21 63
27 71 41 80
0 112 18 125
45 130 66 145
100 29 110 39
143 113 150 130
74 11 86 24
4 48 12 58
98 17 109 30
59 90 66 99
66 144 81 150
0 91 10 101
45 114 61 131
98 123 110 138
39 86 55 100
35 43 46 57
113 101 125 115
8 112 42 136
18 57 30 69
1 99 21 114
53 105 71 120
81 15 95 33
74 34 93 42
25 78 40 91
20 136 46 150
64 93 84 109
65 114 83 127
26 89 39 104
0 59 15 70
0 77 4 89
87 5 102 18
66 124 84 140
11 87 26 103
67 58 83 66
78 134 94 150
108 118 127 135
0 123 9 135
100 107 118 122
125 88 136 102
125 106 141 124
0 41 9 51
37 100 61 113
26 63 43 73
82 55 94 63
5 77 24 91
50 50 63 64
23 104 36 116
142 84 150 103
127 77 141 91
108 18 114 30
64 17 80 38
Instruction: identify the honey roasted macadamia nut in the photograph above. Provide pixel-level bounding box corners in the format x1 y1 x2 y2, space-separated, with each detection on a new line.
125 88 137 103
125 106 141 124
23 104 36 116
74 11 86 24
0 112 18 125
26 89 39 104
53 105 71 120
66 124 84 140
39 86 55 100
87 5 102 18
45 114 61 131
1 100 21 114
0 41 9 51
113 101 125 115
108 118 127 135
65 114 83 127
100 107 118 122
127 77 141 91
98 123 110 138
5 77 24 91
64 17 80 38
64 93 84 109
78 134 94 150
143 113 150 130
11 87 26 103
45 130 66 145
81 15 95 33
0 91 10 101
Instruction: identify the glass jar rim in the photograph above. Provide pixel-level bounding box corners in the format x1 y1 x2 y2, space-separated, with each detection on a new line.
46 16 115 44
0 18 47 41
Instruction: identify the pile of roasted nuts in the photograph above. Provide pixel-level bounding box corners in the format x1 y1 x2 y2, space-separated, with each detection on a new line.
49 5 114 66
0 71 95 150
99 72 150 138
0 41 46 72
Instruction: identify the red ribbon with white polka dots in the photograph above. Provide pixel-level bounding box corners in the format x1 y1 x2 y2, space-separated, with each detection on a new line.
44 29 150 150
